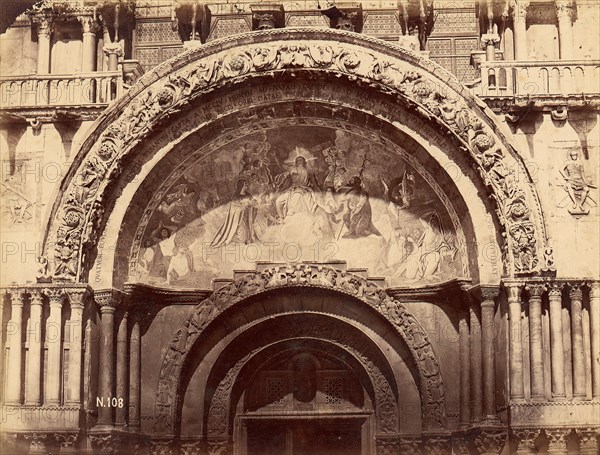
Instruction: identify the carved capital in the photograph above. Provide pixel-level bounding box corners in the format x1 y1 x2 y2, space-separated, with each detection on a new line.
547 282 563 299
591 282 600 299
399 436 422 453
66 287 89 309
569 283 583 301
545 428 569 452
95 289 122 311
512 428 539 453
481 33 501 49
511 0 530 21
480 285 500 303
31 15 55 38
78 15 100 35
375 436 401 455
103 42 124 58
44 288 64 306
577 428 599 454
471 428 508 454
6 288 25 306
54 432 79 449
23 432 49 452
207 440 230 455
504 284 522 303
88 432 123 454
555 1 574 20
29 289 44 306
422 434 451 455
525 282 545 299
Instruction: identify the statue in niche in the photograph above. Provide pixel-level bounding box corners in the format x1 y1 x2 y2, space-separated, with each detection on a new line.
558 149 597 215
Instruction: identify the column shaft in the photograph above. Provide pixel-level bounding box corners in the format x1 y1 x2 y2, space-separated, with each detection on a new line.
470 304 483 421
512 1 529 59
98 304 116 426
591 283 600 398
25 291 43 405
528 286 545 399
508 285 525 399
459 309 471 427
481 297 497 419
556 1 574 59
115 311 129 426
66 291 86 405
129 316 141 430
6 291 24 404
570 286 586 397
548 285 566 398
46 291 64 405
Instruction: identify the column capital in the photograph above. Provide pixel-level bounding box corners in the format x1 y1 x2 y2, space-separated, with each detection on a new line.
512 428 540 452
103 42 124 58
569 284 583 301
29 289 44 306
65 287 90 309
504 283 522 302
555 0 574 20
547 282 564 298
525 282 546 298
481 33 501 49
44 288 64 306
77 15 100 35
545 427 569 451
576 428 599 452
511 0 530 21
30 14 55 38
95 289 122 312
4 288 25 305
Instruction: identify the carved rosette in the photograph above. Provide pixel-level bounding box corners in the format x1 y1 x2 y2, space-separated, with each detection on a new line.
49 30 544 283
155 266 444 434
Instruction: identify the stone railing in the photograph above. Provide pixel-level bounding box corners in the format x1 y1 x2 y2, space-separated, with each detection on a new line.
476 60 600 104
0 71 124 109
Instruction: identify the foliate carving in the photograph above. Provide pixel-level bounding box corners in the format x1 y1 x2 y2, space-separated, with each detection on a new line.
156 266 445 434
375 436 400 455
54 432 80 449
44 288 64 306
103 42 124 58
29 290 44 306
31 15 55 38
50 30 543 281
512 428 539 453
577 428 599 454
399 436 423 453
451 434 469 454
150 439 177 455
511 1 530 21
89 433 123 454
480 33 501 50
545 428 569 452
569 284 583 301
78 15 99 34
180 440 203 455
95 289 121 310
23 433 49 452
470 429 508 454
422 434 451 455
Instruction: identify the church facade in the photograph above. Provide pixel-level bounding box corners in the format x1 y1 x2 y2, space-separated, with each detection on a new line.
0 1 599 454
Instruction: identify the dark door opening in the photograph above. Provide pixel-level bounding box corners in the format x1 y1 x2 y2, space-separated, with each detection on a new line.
246 418 363 455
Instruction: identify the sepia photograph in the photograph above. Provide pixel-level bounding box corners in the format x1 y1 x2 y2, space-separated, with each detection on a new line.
0 0 599 453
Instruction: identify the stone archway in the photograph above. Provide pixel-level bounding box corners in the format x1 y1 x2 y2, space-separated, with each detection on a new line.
43 28 548 285
202 315 400 440
155 264 445 436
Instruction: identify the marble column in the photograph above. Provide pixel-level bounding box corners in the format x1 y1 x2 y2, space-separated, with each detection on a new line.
25 290 43 405
480 288 498 420
129 313 141 431
5 290 24 404
569 284 586 398
66 289 87 405
78 16 98 72
96 291 118 427
46 289 64 405
33 16 53 74
555 1 574 59
459 308 471 427
590 282 600 398
470 302 483 422
548 284 566 398
482 33 500 62
115 310 129 426
507 284 525 400
512 0 529 60
527 284 546 399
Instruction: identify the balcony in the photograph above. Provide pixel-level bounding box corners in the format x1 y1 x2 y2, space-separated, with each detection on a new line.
475 60 600 111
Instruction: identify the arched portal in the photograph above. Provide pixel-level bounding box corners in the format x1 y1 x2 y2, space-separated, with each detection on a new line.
42 28 549 288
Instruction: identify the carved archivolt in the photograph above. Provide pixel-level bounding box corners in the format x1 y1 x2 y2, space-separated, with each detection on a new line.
205 321 399 438
46 28 546 282
155 265 446 434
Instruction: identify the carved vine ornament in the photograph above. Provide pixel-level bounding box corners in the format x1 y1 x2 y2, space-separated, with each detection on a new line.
49 30 544 281
155 265 446 434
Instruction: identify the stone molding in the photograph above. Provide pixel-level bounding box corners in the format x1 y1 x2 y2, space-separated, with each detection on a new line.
42 28 547 284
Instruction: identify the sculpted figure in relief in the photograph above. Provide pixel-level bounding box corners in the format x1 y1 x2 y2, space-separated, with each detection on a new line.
559 149 597 215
